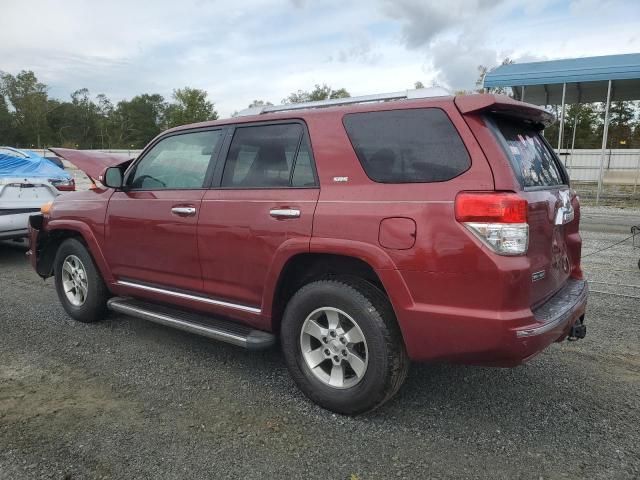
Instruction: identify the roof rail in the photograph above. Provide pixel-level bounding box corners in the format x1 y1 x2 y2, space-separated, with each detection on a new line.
236 87 451 117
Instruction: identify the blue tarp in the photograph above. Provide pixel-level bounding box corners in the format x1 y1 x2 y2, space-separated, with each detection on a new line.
0 148 71 180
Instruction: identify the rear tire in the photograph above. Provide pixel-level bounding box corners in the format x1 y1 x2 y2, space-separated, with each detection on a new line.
281 277 409 415
54 238 109 323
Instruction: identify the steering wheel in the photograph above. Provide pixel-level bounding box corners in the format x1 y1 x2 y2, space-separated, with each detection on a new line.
134 174 167 188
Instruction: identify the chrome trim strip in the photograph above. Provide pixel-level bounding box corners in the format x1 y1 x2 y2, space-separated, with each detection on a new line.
201 200 453 204
116 280 261 314
108 300 249 347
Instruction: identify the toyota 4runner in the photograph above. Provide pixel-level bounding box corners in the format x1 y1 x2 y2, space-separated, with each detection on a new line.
28 89 588 414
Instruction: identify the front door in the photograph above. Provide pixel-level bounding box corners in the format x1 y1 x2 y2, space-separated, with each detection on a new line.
105 128 224 292
198 122 319 323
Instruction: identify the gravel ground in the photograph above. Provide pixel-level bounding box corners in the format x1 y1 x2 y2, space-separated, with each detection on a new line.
1 207 639 479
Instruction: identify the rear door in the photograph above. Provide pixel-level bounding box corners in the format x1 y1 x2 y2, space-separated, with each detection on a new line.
489 116 577 306
105 128 224 292
198 122 319 323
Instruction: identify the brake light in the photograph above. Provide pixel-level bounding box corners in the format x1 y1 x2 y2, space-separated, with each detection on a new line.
455 192 529 256
50 178 76 191
455 192 527 223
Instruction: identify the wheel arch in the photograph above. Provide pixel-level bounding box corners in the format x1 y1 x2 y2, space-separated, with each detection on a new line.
267 250 413 335
37 220 113 284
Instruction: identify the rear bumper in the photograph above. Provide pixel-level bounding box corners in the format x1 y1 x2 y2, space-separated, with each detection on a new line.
0 212 32 239
398 279 588 366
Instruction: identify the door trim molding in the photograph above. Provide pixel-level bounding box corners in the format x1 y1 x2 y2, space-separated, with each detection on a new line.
115 279 262 314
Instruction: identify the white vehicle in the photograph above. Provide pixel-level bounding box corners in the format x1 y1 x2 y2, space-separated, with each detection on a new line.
0 147 74 240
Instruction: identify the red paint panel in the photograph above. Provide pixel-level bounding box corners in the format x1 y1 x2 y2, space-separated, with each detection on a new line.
105 190 205 292
198 188 319 330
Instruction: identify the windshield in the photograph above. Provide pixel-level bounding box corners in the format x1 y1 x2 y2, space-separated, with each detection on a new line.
492 116 565 188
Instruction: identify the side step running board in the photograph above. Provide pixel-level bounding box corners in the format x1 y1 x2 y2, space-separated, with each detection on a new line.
107 297 276 350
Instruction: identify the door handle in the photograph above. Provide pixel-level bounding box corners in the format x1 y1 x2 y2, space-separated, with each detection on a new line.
171 206 197 217
269 208 300 219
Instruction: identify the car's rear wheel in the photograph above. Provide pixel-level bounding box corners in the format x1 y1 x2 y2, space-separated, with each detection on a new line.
54 238 109 323
281 277 409 415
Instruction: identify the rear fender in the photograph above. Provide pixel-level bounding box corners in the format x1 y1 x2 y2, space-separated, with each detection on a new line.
308 237 415 330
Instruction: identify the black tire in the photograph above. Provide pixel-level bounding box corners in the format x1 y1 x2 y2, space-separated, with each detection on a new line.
281 277 409 415
54 238 109 323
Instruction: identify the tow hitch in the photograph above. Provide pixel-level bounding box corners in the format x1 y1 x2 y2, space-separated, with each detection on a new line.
568 315 586 341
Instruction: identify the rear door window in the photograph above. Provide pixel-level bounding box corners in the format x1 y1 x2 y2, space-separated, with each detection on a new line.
221 123 316 188
343 108 471 183
492 117 565 187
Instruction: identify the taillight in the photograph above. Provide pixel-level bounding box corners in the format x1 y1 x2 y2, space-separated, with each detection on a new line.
455 192 529 256
50 178 76 191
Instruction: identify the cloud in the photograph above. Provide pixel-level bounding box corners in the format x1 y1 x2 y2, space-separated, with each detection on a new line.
337 34 382 64
1 0 640 117
381 0 505 49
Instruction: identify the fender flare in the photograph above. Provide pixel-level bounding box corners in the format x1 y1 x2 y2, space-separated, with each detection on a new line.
309 237 414 311
46 219 114 284
262 236 415 330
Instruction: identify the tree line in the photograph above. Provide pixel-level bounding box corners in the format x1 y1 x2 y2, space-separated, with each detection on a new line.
1 68 639 150
0 70 351 150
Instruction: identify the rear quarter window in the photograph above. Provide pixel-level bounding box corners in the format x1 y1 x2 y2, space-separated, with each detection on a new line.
343 108 470 183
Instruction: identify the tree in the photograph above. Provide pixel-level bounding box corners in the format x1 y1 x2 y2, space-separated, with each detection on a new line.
604 101 635 148
114 94 167 148
414 81 425 89
165 87 218 128
96 93 115 149
0 70 51 147
547 103 600 150
476 58 514 95
0 94 16 145
248 99 273 108
283 84 350 104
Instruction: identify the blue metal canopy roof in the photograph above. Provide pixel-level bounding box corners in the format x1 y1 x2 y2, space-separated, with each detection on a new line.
483 53 640 104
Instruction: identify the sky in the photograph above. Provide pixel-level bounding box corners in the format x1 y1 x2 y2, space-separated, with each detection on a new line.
1 0 639 117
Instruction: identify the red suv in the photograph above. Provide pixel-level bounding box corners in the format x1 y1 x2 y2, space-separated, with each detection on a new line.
28 90 588 414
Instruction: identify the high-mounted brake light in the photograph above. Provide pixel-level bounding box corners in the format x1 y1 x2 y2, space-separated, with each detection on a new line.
455 192 529 256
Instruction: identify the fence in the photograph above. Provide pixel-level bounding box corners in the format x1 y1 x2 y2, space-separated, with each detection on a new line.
29 148 143 158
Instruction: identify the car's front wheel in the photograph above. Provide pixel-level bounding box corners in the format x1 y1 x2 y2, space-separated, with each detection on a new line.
281 278 409 415
54 238 109 323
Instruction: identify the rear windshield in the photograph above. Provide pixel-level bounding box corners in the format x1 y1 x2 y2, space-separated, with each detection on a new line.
343 108 470 183
492 116 565 187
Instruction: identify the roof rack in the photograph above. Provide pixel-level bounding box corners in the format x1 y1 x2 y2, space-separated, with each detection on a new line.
236 87 451 117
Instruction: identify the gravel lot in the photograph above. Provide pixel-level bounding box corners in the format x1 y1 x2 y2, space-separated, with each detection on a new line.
1 206 639 479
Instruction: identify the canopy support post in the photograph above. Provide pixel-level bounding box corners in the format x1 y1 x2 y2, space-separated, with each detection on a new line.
568 109 578 178
557 83 567 151
521 85 525 102
596 80 612 205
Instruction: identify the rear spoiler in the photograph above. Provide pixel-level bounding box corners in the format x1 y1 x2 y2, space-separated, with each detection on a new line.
455 94 555 128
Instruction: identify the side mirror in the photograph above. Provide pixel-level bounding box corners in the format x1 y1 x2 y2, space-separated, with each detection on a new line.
102 166 123 189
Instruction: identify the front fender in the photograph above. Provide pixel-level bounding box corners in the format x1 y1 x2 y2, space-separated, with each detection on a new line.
45 219 114 284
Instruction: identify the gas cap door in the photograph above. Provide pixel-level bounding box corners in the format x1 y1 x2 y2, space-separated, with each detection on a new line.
378 217 416 250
